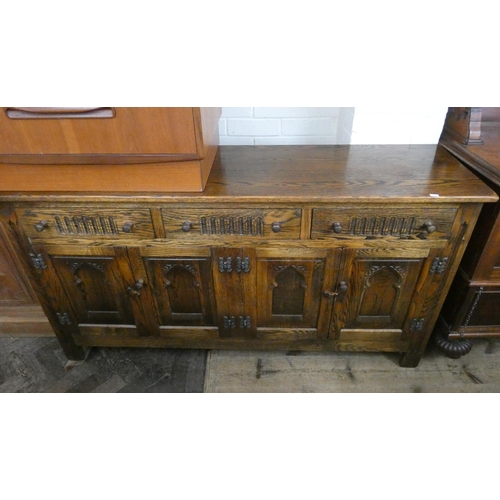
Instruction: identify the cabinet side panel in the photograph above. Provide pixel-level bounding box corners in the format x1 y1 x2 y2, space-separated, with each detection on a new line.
0 221 38 305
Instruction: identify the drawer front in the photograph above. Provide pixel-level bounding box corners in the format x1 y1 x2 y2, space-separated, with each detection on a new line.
311 207 458 240
17 207 155 240
162 208 302 240
0 107 198 160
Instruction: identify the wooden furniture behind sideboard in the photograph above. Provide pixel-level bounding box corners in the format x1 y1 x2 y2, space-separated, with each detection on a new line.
439 108 500 346
0 218 52 336
1 144 496 367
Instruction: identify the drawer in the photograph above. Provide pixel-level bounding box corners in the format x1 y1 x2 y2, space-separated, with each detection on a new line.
161 208 302 239
311 207 458 240
0 107 220 164
16 207 155 240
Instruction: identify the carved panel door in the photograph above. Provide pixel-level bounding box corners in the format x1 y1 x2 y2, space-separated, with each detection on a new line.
330 248 435 345
143 256 216 327
38 245 159 336
256 249 341 338
50 250 135 326
212 248 341 340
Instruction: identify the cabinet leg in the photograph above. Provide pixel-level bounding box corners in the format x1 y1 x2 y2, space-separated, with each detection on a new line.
399 350 423 368
53 330 88 363
64 347 91 371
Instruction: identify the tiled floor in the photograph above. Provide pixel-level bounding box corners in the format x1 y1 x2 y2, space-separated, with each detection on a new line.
0 336 206 393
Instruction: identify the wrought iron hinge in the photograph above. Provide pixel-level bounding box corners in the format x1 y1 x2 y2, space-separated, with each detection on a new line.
239 316 252 329
223 316 236 329
430 257 448 274
410 318 425 332
219 257 233 273
219 256 251 273
30 253 47 270
56 312 72 326
236 257 250 273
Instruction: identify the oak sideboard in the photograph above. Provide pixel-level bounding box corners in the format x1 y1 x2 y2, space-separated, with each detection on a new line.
0 144 496 367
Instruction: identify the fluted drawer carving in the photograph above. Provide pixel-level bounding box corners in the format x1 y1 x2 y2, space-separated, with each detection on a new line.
311 207 458 240
16 208 155 240
162 208 301 239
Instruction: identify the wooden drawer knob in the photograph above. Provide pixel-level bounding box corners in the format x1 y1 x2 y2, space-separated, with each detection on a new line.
423 221 436 233
332 222 342 234
182 221 193 232
272 221 281 233
122 222 134 233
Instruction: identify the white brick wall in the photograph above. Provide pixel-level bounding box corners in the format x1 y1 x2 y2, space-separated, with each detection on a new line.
218 107 447 145
219 107 354 145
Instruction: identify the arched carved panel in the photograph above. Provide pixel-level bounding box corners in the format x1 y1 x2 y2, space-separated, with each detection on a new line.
144 257 215 326
258 257 325 329
52 255 134 325
344 258 424 331
70 261 117 313
271 265 307 316
163 263 202 315
357 264 405 320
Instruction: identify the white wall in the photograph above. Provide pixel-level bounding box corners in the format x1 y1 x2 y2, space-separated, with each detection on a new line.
219 108 355 145
219 107 448 145
350 106 449 144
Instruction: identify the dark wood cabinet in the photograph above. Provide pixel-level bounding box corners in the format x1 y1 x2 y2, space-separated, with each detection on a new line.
0 218 51 336
1 144 495 367
438 108 500 350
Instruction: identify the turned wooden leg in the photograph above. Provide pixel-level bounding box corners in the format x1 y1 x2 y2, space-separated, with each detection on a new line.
434 332 473 359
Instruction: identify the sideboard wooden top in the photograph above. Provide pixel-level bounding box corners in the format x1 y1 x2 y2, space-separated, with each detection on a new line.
0 145 497 204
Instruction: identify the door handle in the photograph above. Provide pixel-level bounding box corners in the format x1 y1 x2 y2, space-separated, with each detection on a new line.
5 107 115 119
323 281 348 301
127 279 145 297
